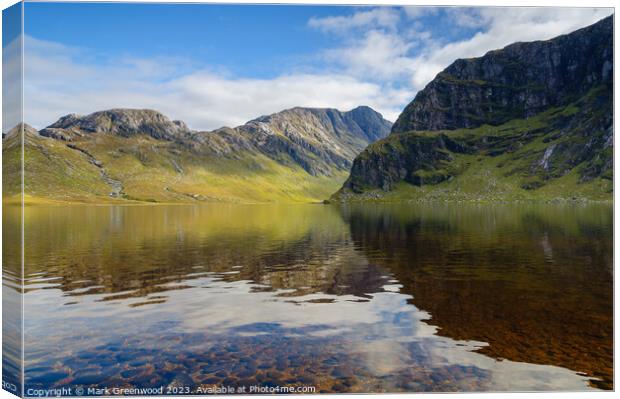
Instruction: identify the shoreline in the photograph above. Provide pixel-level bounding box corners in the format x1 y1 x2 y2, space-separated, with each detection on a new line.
4 195 613 207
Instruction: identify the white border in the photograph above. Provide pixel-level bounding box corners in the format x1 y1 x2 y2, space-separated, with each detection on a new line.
0 1 616 399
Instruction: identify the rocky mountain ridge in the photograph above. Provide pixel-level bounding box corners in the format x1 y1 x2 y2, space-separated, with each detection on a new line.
5 105 391 203
41 109 192 140
39 106 391 177
392 15 613 133
334 15 613 202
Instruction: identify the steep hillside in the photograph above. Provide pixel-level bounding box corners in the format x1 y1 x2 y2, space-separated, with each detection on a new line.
4 106 391 204
2 123 113 204
392 15 613 133
238 106 391 176
333 16 613 202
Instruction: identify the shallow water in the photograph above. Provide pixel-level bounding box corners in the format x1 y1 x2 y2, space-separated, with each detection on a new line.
6 202 613 393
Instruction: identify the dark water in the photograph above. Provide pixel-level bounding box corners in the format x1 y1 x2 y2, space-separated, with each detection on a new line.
7 203 613 393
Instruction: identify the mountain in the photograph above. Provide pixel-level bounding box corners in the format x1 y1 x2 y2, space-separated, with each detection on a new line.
238 106 392 176
3 106 391 204
333 15 613 202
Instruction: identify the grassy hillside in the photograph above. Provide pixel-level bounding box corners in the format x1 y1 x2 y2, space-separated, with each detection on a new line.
3 127 114 205
332 87 613 203
3 130 347 205
2 106 390 205
78 134 348 203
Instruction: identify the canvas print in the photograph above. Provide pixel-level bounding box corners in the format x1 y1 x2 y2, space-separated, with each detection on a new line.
1 2 614 396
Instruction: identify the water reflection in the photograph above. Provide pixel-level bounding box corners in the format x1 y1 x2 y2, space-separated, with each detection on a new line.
3 204 23 396
12 203 612 392
340 204 613 389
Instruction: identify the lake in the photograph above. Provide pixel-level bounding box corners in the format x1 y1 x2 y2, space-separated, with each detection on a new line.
5 202 613 393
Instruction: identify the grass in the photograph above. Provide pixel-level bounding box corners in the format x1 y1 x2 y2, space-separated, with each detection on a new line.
333 86 613 203
3 132 348 205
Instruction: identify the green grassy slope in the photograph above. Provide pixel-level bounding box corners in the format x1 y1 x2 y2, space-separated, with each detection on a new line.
3 130 348 204
332 86 613 202
3 127 115 204
3 105 391 205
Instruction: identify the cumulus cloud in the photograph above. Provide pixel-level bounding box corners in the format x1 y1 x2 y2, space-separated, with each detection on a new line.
22 35 407 130
308 7 401 33
323 30 416 80
401 6 440 20
168 72 409 128
310 6 613 91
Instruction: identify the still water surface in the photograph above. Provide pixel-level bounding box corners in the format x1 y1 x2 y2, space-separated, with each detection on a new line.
9 203 613 392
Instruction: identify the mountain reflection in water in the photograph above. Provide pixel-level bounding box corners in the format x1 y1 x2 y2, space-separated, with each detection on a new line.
5 203 611 392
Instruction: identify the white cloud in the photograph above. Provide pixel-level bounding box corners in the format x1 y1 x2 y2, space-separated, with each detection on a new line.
22 35 407 130
308 7 401 33
165 72 407 128
311 7 613 93
323 30 416 80
401 6 439 20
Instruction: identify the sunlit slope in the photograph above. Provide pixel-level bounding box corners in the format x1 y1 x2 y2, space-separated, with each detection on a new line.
2 126 22 202
3 124 113 204
4 106 389 204
333 87 612 202
76 134 350 203
6 131 348 204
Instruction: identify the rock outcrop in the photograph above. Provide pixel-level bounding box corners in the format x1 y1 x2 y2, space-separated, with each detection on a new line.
392 15 613 133
237 106 392 175
335 15 613 201
41 109 193 141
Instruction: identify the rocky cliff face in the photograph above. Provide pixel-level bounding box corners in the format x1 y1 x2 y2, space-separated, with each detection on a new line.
335 16 613 201
237 106 392 175
392 15 613 133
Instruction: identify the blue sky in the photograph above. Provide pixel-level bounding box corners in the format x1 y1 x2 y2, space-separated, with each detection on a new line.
2 2 20 47
23 4 478 80
25 4 345 79
9 3 614 130
2 2 21 131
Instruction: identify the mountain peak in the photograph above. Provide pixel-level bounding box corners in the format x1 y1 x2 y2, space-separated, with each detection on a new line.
2 122 39 139
347 105 374 113
392 15 613 133
43 108 192 141
233 105 391 176
248 106 391 143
